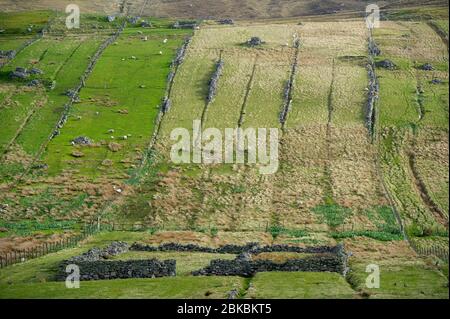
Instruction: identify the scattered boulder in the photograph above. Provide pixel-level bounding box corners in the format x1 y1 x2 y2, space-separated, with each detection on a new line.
27 79 40 87
31 163 48 170
431 78 443 84
108 142 122 152
29 68 43 75
128 16 140 24
376 59 396 70
118 109 129 114
419 63 434 71
71 136 93 145
0 203 9 214
247 37 264 47
71 151 85 158
218 19 234 25
10 70 29 80
141 20 152 28
102 159 113 166
15 67 27 73
48 80 56 90
106 15 116 23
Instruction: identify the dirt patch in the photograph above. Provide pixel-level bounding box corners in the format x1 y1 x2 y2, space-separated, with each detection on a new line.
344 237 417 261
140 230 273 247
0 231 75 255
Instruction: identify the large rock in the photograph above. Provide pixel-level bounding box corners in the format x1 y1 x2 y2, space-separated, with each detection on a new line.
376 59 396 70
10 69 29 79
218 19 234 25
108 142 122 152
29 68 43 75
419 63 434 71
27 79 40 87
71 136 93 145
247 37 264 47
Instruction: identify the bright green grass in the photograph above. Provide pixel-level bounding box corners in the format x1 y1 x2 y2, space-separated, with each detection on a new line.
376 68 420 128
0 10 52 35
312 204 352 228
348 261 449 299
419 73 449 129
16 37 104 156
111 251 235 276
246 272 356 299
44 28 192 176
0 36 104 159
0 88 42 153
374 21 448 128
0 276 243 299
0 37 34 51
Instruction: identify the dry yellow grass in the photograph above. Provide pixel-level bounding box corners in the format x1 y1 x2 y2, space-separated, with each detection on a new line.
374 21 448 62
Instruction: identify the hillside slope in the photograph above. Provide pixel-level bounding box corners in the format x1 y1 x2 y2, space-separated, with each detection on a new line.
0 0 447 18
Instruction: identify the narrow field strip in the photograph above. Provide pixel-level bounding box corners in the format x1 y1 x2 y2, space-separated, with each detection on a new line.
238 55 259 128
407 148 448 228
279 36 300 128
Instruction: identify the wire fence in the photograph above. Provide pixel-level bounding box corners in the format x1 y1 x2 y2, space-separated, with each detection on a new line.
410 241 449 262
0 223 105 269
1 218 448 268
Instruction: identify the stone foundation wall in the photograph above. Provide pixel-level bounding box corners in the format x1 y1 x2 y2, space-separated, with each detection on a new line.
192 254 345 277
130 242 341 255
57 259 176 281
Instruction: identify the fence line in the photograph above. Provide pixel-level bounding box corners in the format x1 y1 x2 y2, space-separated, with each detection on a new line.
410 240 449 262
0 224 108 269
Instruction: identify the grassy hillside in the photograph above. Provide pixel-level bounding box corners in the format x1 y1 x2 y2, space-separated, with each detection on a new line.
0 3 448 299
